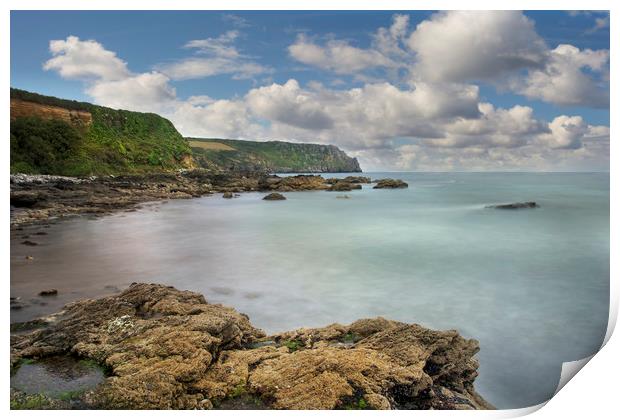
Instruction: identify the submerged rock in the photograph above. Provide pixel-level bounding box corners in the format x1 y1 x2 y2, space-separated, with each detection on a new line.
10 283 492 410
328 182 362 192
39 289 58 297
373 179 408 189
263 192 286 201
486 202 539 210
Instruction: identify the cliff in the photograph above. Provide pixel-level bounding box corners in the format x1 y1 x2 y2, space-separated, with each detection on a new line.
189 138 362 173
10 88 193 176
10 283 492 410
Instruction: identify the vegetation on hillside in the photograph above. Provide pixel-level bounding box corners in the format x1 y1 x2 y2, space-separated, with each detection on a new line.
10 88 362 176
189 138 361 173
10 88 192 176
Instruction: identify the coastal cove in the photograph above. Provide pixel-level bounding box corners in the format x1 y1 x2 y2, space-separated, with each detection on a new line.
10 171 609 409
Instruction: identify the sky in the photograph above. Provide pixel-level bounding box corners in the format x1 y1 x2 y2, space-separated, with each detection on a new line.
10 10 610 171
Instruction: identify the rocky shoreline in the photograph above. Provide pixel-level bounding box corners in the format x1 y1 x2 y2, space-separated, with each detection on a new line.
10 171 408 227
10 283 493 410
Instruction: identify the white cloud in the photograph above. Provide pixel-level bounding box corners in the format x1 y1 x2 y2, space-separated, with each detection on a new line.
43 36 130 81
372 14 410 57
407 11 547 83
288 34 395 74
222 14 250 28
157 57 270 81
184 31 241 58
427 103 549 148
85 72 176 113
587 15 610 33
288 11 609 110
171 98 264 140
539 115 589 149
156 30 271 80
514 44 610 108
246 80 334 130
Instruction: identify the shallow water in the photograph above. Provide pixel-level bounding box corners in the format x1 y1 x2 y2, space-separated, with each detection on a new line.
10 172 609 409
11 356 105 398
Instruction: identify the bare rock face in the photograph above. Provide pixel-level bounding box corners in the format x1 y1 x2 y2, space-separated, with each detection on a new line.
10 284 492 410
373 179 409 189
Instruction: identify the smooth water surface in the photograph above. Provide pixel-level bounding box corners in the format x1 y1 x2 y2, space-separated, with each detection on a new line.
10 172 609 409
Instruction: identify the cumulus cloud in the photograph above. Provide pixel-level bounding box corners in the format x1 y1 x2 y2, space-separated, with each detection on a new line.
427 103 549 148
288 11 609 109
246 80 334 130
539 116 589 149
86 72 177 113
44 36 130 81
514 44 610 108
408 11 548 83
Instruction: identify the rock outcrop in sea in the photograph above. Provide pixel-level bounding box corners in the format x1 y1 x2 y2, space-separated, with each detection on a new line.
10 283 493 410
373 179 409 189
486 202 539 210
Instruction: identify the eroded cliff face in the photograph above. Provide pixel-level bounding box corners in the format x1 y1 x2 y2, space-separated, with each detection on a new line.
10 283 492 410
11 99 92 127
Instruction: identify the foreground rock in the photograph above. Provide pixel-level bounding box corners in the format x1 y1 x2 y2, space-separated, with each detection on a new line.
10 283 492 410
486 202 539 210
373 179 409 189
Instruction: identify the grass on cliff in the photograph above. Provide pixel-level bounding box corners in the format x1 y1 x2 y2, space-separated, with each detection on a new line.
188 137 359 173
10 88 192 176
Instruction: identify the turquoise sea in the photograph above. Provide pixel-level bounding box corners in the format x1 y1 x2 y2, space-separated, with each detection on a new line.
10 172 610 409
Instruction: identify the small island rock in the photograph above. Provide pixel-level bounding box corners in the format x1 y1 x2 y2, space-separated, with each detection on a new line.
263 192 286 201
38 289 58 296
486 202 539 210
373 179 408 189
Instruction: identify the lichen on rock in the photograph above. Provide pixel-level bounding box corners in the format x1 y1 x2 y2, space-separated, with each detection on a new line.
10 283 493 410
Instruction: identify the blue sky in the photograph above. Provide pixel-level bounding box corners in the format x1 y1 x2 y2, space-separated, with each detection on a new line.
10 11 610 171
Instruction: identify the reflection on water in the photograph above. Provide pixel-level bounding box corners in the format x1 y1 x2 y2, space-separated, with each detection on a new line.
10 172 609 409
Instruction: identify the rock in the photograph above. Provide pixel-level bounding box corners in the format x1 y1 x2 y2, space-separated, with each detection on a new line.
373 179 408 189
486 202 539 210
342 176 371 184
222 192 234 199
9 171 338 226
25 256 34 261
38 289 58 296
10 284 492 410
21 240 38 246
263 193 286 201
336 195 351 199
328 182 362 192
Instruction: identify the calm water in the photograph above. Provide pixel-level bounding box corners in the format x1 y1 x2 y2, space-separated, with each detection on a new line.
10 172 609 409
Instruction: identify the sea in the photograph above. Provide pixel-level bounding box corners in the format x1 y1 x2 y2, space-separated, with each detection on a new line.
10 172 610 409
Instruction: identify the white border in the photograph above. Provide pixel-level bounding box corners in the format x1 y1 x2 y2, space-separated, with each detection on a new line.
3 1 616 419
